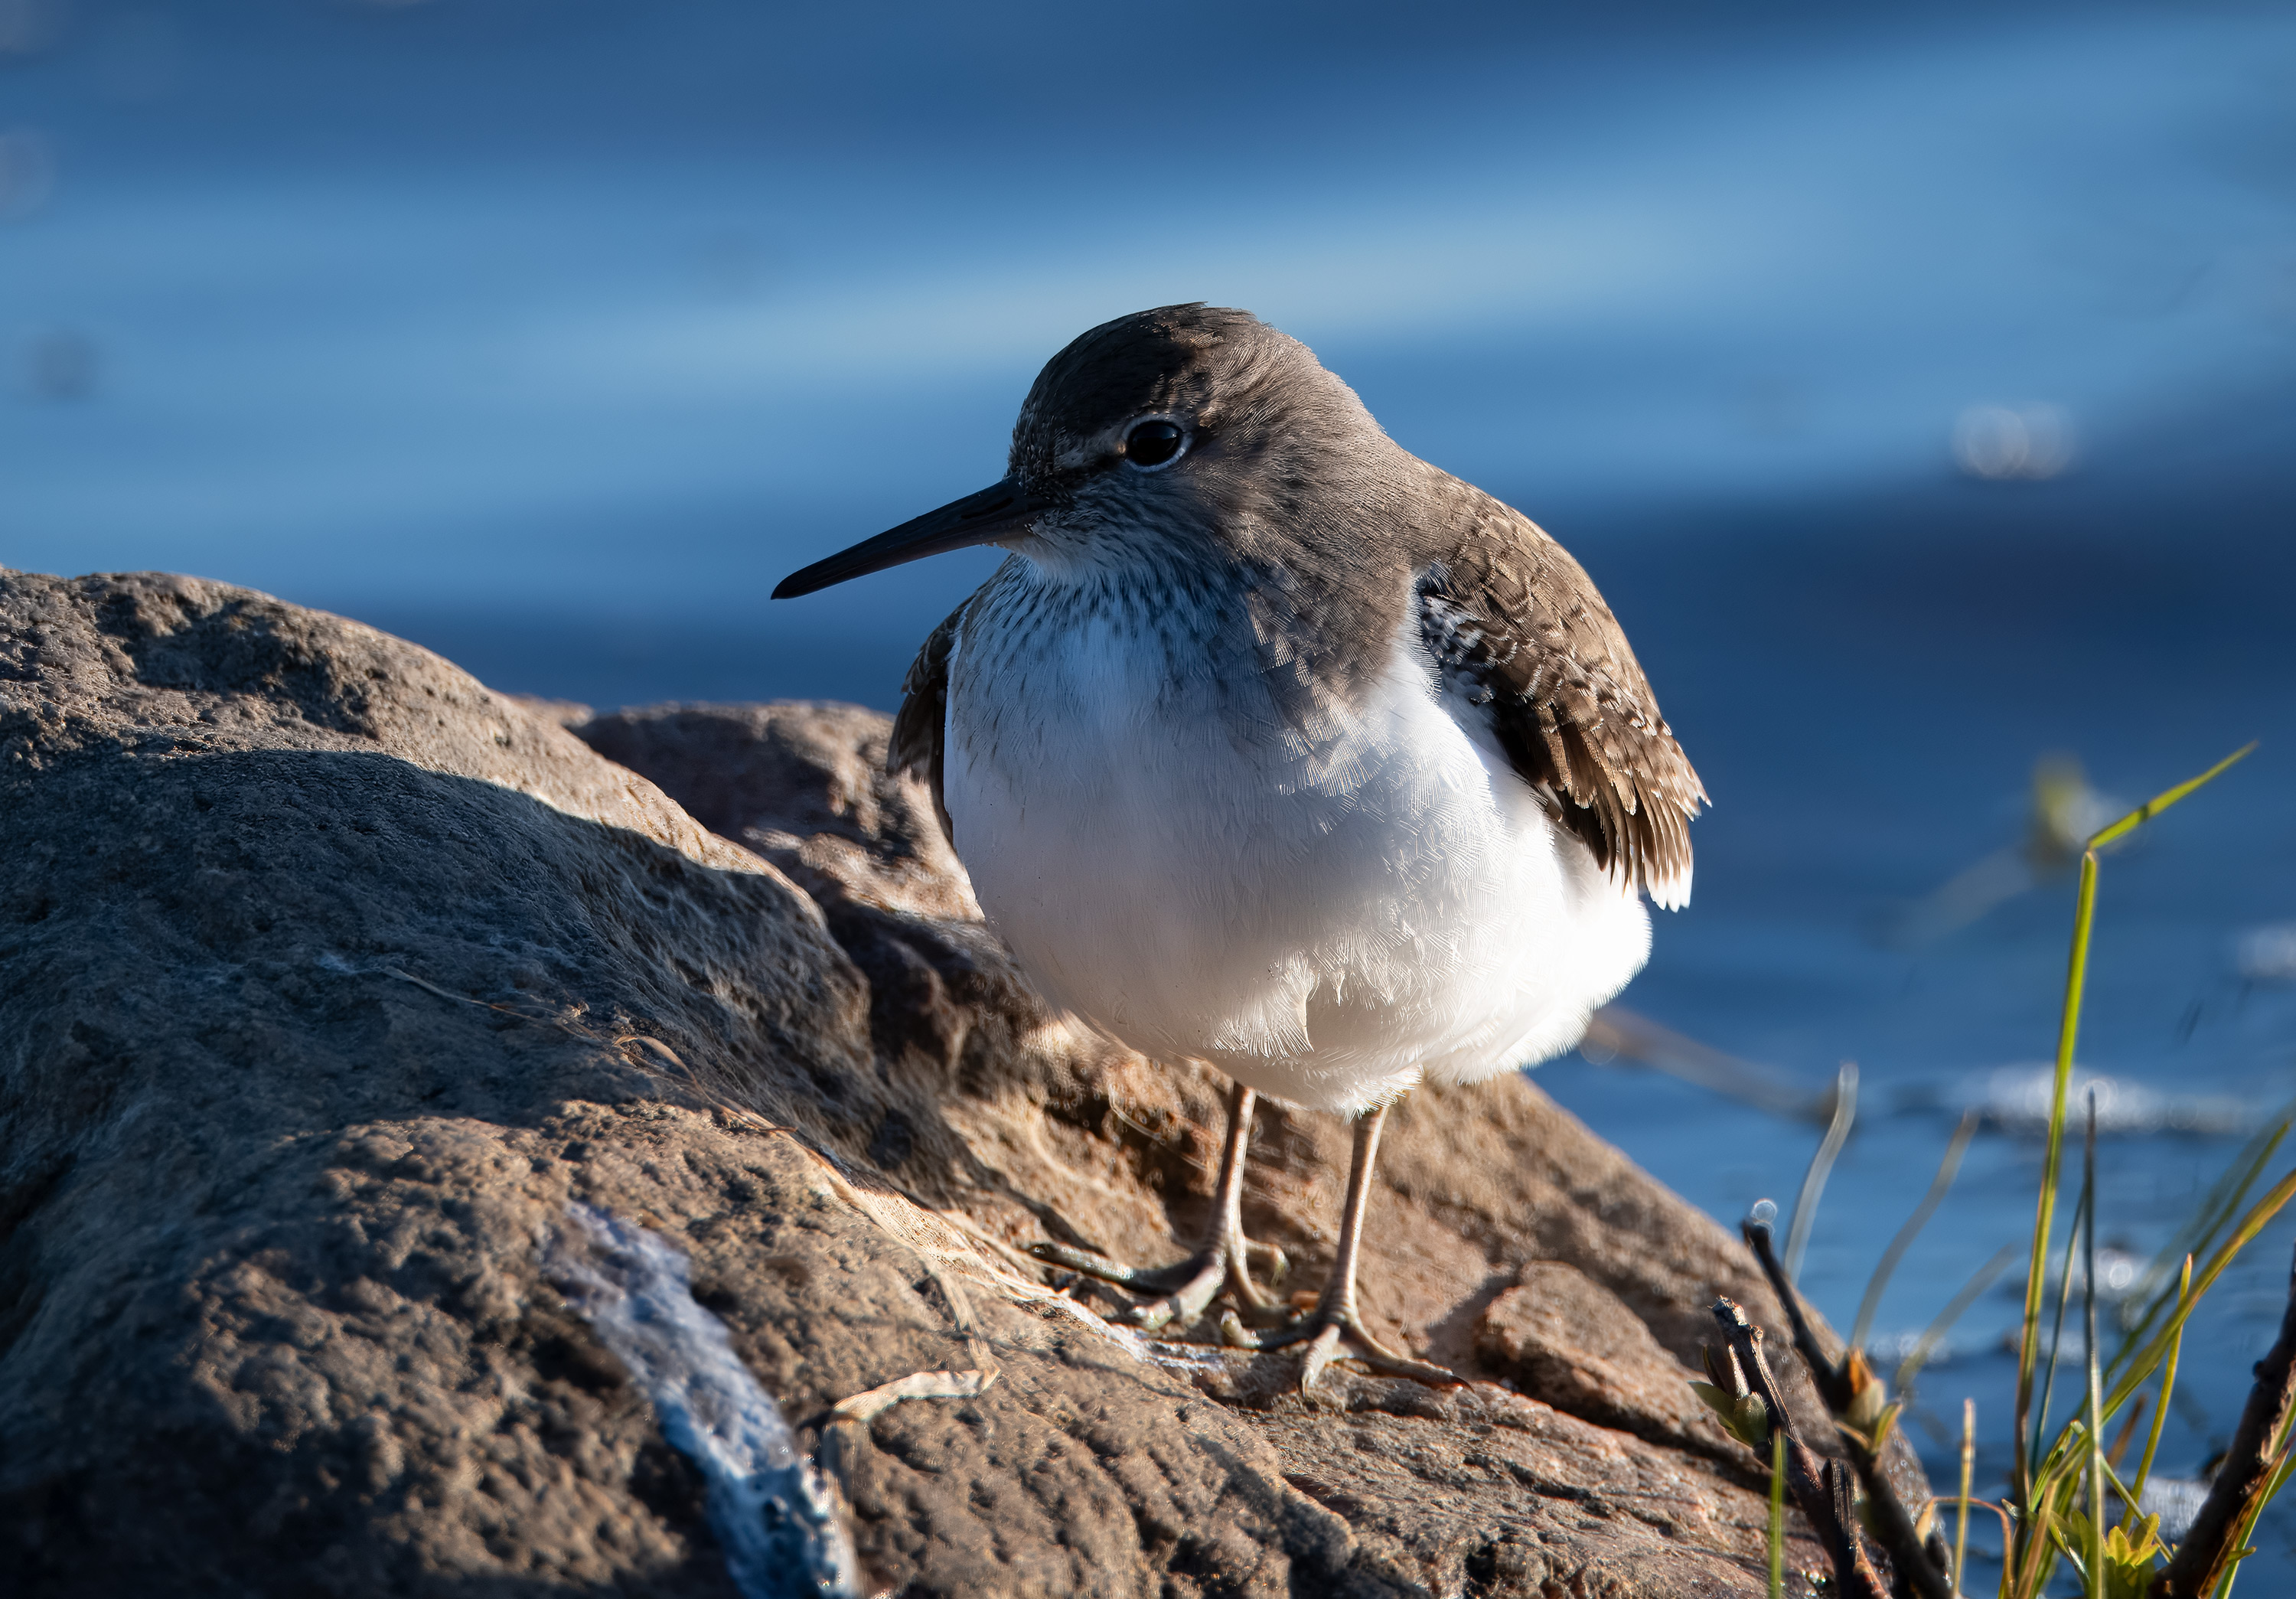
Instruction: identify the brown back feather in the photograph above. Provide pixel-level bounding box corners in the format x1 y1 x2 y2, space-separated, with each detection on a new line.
1411 473 1705 901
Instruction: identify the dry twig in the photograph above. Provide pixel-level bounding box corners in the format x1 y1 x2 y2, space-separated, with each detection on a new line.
1737 1221 1954 1599
1706 1299 1889 1599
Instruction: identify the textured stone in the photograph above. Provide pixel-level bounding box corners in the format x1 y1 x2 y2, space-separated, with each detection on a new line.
0 570 1914 1597
1475 1263 1727 1457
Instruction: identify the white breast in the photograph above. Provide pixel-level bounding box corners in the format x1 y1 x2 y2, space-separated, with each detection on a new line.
942 589 1653 1114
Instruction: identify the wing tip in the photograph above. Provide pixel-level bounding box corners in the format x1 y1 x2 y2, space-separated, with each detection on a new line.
1644 865 1694 912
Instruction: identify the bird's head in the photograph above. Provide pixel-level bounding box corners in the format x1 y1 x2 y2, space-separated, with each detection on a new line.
772 304 1396 599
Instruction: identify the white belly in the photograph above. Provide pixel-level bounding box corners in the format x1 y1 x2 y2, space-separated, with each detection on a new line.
942 603 1652 1114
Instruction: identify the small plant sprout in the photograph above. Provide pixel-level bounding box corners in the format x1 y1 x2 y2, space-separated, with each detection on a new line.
1691 1340 1773 1452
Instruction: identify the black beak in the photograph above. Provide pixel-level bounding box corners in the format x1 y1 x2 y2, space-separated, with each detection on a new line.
772 477 1048 599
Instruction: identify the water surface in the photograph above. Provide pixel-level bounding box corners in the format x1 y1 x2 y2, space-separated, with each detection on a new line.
5 0 2293 1583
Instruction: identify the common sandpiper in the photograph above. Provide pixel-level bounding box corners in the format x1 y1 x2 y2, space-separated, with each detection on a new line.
775 304 1706 1386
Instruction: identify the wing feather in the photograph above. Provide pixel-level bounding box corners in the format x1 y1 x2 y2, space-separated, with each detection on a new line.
1414 488 1706 908
890 601 965 847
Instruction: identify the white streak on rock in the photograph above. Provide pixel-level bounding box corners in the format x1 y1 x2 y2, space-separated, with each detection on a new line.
546 1203 861 1599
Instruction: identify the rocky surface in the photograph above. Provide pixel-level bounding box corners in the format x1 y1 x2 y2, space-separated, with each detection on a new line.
0 570 1914 1597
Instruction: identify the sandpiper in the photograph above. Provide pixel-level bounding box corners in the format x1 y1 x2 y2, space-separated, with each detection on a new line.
775 305 1705 1385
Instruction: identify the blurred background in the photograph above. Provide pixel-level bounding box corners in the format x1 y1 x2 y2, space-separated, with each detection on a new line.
5 0 2294 1579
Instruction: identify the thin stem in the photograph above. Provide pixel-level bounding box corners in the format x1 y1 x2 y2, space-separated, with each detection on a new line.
1743 1216 1848 1408
1786 1062 1858 1281
2033 1183 2092 1481
1956 1398 1975 1599
1853 1108 1981 1354
2106 1395 2148 1470
2085 1093 2104 1599
2017 847 2098 1532
2129 1255 2193 1526
1769 1428 1787 1599
1896 1243 2021 1394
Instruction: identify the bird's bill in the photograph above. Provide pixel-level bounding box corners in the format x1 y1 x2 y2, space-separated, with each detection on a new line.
771 477 1047 599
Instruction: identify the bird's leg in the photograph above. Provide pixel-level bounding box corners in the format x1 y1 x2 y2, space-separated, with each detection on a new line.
1221 1101 1459 1389
1032 1079 1278 1333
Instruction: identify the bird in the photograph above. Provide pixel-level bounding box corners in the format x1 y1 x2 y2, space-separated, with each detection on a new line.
774 304 1705 1387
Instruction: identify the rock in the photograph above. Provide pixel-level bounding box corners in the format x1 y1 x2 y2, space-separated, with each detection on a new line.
1474 1264 1728 1457
0 570 1916 1597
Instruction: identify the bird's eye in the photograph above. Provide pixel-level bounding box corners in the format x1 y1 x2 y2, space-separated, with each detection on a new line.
1123 418 1186 470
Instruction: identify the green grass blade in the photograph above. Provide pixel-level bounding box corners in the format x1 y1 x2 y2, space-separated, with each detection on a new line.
2017 849 2098 1525
1769 1428 1786 1599
2128 1255 2190 1529
2010 741 2253 1561
2084 1094 2105 1599
2105 1167 2296 1418
1956 1397 1975 1599
2114 1111 2291 1373
2035 1184 2092 1480
2083 742 2255 853
2216 1440 2296 1599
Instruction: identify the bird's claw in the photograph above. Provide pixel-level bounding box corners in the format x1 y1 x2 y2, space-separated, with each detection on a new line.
1032 1240 1270 1333
1218 1305 1459 1390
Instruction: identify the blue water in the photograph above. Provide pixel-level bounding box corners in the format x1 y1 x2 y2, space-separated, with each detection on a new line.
6 1 2294 1586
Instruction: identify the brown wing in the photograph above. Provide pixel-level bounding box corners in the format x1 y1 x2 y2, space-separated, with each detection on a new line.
890 601 965 847
1415 495 1707 909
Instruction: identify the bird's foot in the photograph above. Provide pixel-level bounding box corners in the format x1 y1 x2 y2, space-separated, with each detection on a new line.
1031 1238 1284 1334
1218 1303 1460 1390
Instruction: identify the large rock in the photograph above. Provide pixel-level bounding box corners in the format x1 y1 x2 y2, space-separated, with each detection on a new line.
0 570 1895 1596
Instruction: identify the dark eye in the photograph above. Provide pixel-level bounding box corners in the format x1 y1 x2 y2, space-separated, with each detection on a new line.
1123 418 1186 469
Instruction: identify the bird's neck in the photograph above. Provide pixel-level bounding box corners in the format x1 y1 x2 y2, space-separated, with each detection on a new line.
978 541 1413 739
